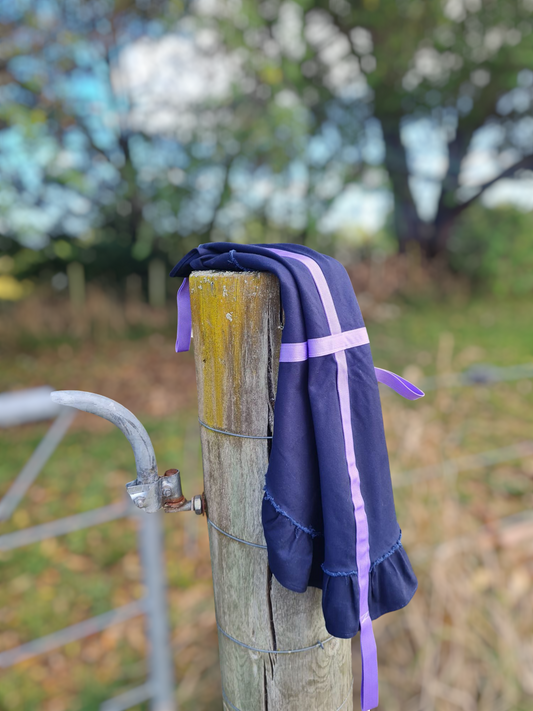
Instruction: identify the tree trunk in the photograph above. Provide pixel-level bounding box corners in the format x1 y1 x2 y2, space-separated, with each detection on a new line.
425 127 474 257
380 118 424 253
424 211 458 259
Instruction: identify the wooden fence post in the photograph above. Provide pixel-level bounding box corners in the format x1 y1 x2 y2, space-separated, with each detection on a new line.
149 258 167 308
189 270 353 711
67 261 85 308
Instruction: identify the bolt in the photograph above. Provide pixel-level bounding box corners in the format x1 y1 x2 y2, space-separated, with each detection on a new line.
162 486 172 498
135 496 147 509
192 495 204 515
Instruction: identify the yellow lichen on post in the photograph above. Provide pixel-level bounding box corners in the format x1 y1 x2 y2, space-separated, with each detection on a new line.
190 270 280 435
190 270 353 711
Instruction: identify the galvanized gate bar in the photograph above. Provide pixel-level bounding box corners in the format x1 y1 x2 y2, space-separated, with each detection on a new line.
136 511 176 711
0 500 129 551
100 683 154 711
0 408 76 522
0 600 146 668
393 440 533 487
0 390 177 711
0 385 64 427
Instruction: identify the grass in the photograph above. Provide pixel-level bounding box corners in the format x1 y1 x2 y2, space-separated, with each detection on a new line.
1 286 532 711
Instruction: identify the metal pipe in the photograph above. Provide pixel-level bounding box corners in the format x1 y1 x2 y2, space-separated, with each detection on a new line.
0 501 128 552
393 440 533 488
100 683 154 711
0 408 76 522
0 600 146 668
136 510 176 711
46 390 176 709
50 391 158 484
0 385 64 427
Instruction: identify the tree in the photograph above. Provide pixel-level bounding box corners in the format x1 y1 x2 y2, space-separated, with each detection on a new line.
192 0 533 256
0 0 225 284
2 0 532 269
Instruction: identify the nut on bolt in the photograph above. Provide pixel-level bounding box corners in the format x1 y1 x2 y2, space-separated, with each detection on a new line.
192 494 205 516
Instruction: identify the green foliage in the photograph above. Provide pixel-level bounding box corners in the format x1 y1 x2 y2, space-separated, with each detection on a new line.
203 0 533 254
448 205 533 295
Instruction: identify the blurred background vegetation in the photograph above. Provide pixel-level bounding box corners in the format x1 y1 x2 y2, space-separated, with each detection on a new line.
1 0 533 301
1 1 533 710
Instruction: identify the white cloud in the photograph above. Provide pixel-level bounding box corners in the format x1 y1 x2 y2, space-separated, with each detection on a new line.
319 184 392 234
111 33 241 136
483 178 533 210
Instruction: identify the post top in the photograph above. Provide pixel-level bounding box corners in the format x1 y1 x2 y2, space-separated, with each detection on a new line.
190 270 265 278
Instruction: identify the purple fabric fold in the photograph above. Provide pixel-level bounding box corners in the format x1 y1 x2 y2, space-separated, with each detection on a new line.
175 277 192 353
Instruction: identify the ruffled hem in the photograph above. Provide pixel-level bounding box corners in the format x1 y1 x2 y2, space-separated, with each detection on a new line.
321 542 418 638
262 494 418 639
262 493 325 592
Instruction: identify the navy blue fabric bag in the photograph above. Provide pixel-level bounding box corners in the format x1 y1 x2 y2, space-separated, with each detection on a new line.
171 243 421 710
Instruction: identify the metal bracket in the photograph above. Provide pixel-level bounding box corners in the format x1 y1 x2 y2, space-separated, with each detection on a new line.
126 469 205 515
126 478 162 514
50 391 205 515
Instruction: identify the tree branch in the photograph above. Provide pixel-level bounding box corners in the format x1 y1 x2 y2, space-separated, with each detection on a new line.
200 155 237 238
449 153 533 218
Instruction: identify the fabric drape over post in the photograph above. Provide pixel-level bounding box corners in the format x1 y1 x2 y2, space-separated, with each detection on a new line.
172 244 421 711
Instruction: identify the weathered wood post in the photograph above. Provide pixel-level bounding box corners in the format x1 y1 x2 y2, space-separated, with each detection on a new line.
189 270 353 711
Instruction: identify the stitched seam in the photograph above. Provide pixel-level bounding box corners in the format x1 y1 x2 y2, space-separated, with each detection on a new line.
370 531 403 570
322 566 358 577
263 489 322 538
321 532 403 577
229 250 251 271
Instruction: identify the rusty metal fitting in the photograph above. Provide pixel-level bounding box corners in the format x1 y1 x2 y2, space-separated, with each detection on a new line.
160 469 183 499
160 469 205 514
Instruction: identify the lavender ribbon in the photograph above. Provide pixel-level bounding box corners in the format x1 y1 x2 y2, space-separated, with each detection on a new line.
375 368 424 401
175 277 192 353
280 328 370 361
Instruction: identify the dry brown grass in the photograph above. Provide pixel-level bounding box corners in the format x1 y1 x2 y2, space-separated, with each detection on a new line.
0 254 467 347
0 284 171 347
373 331 533 711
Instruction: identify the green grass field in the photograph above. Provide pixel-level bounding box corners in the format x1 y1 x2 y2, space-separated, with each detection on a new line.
1 291 532 711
